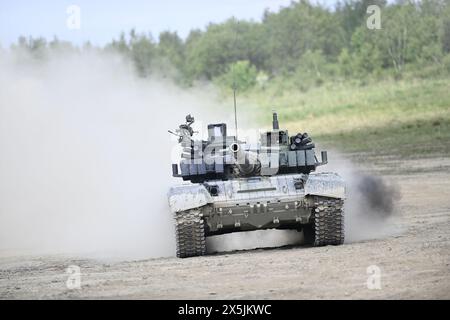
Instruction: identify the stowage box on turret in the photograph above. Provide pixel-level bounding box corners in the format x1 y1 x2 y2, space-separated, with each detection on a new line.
168 113 345 258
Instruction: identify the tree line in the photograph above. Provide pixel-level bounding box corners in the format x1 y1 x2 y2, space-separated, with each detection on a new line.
7 0 450 90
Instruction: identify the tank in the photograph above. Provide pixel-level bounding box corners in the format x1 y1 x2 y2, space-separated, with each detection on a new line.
168 113 345 258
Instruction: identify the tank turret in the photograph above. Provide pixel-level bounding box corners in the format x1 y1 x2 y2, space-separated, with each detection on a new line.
170 112 328 183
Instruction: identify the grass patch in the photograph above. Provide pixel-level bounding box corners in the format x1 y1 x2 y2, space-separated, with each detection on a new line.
317 117 450 157
231 77 450 157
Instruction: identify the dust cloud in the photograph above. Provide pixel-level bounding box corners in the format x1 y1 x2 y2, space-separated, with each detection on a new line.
0 50 401 260
207 230 303 254
0 49 228 260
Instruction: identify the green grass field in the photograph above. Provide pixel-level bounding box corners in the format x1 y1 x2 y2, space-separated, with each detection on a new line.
234 77 450 158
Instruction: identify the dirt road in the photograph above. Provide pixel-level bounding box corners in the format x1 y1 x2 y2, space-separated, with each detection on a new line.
1 157 449 299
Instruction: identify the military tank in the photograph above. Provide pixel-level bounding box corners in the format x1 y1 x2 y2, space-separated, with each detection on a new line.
168 113 345 258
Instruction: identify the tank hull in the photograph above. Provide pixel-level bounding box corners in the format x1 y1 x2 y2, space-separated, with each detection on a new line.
168 172 346 257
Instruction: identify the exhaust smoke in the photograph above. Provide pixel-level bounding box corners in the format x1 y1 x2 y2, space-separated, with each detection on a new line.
322 151 402 243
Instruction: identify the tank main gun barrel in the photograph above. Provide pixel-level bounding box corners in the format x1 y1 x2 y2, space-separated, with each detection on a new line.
229 142 260 176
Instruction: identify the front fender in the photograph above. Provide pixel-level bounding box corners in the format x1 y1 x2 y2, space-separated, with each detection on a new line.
167 184 212 213
304 172 346 199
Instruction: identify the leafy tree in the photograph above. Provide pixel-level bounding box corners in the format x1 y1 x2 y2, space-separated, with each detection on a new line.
13 0 446 84
349 26 383 75
263 1 345 74
107 32 130 55
338 48 354 77
441 2 450 53
11 36 48 59
376 2 443 73
184 19 265 80
157 31 185 70
335 0 387 46
129 30 156 77
218 60 258 91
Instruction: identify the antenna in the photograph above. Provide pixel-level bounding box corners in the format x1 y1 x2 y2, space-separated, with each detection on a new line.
233 84 238 141
232 19 239 141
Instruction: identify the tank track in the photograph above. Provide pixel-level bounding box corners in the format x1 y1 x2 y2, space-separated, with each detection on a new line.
174 209 206 258
312 196 345 246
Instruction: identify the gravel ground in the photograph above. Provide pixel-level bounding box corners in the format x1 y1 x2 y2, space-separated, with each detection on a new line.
1 157 449 299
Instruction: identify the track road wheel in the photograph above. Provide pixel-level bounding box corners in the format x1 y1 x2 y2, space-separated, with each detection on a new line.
311 196 345 246
174 209 207 258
